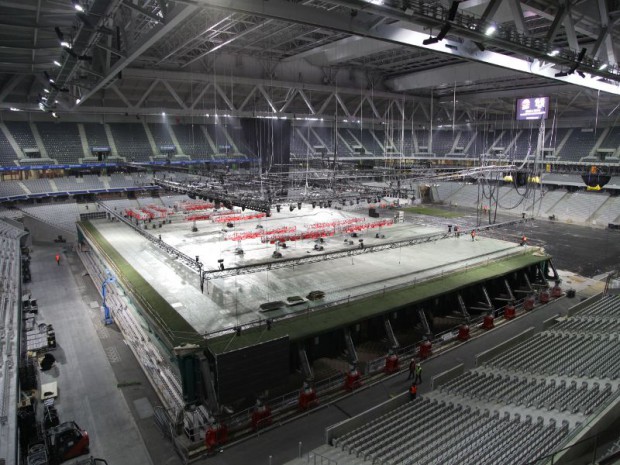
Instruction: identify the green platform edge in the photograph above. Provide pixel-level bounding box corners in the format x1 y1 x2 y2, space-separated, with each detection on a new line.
79 220 204 349
80 220 549 355
207 250 550 354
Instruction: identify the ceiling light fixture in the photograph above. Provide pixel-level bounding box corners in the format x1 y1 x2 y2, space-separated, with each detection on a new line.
53 60 61 67
599 63 608 70
548 50 559 57
485 25 496 36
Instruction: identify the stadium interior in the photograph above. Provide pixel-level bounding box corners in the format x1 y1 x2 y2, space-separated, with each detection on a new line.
1 0 620 464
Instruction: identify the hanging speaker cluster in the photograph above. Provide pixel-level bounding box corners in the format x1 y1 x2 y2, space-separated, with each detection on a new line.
582 166 610 190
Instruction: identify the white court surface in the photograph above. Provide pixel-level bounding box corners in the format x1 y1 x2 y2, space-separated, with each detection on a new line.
90 205 529 335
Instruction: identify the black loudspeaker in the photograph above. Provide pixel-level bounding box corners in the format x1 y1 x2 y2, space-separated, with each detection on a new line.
514 172 527 187
567 289 576 298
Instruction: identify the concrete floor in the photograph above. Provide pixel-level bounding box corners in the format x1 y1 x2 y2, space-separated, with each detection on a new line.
28 244 176 465
90 205 528 335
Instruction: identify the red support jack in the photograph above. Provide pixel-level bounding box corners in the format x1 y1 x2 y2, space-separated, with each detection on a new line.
298 384 318 411
457 325 470 341
523 295 536 311
504 303 516 320
251 401 272 431
384 351 400 374
539 289 550 304
419 340 432 359
344 367 362 391
551 284 562 298
205 423 228 452
482 314 495 330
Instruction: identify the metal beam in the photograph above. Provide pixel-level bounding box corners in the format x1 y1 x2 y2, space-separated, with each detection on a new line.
181 19 271 68
135 79 160 108
480 0 503 21
121 0 164 23
508 0 528 35
297 89 316 114
597 0 617 65
214 83 235 111
334 93 351 117
546 5 567 42
386 62 517 92
0 0 73 14
76 3 199 107
95 41 126 58
162 79 188 109
189 82 212 109
109 83 133 108
562 3 580 51
238 85 257 111
123 67 428 102
195 0 620 94
257 85 277 113
0 74 24 103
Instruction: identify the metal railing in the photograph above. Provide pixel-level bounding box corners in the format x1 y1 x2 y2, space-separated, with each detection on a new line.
202 242 540 339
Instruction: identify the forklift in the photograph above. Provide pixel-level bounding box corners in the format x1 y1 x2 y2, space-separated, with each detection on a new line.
27 421 90 465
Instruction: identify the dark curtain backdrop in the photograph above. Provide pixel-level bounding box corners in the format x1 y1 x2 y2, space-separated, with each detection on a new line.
240 118 291 173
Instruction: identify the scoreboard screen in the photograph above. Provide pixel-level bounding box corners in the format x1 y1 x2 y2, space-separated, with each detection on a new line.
516 97 549 120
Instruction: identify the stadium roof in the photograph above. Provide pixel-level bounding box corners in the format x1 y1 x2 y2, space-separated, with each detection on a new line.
0 0 619 124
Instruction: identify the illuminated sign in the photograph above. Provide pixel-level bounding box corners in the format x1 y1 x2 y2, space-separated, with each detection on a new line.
516 97 549 120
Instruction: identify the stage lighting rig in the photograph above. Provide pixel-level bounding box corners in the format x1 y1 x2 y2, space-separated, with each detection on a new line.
422 1 459 45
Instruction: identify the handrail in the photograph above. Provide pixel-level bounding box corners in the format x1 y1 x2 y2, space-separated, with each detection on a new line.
203 244 541 339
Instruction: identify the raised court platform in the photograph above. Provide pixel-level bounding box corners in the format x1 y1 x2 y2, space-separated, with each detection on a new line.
79 204 549 352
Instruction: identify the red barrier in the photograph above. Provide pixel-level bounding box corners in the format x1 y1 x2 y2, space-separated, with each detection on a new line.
125 208 150 221
178 200 215 211
213 212 266 223
185 214 211 222
262 229 335 243
227 226 296 241
307 218 365 229
342 218 394 233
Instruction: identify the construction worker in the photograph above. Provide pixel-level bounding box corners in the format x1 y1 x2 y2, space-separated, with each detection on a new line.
470 229 476 241
55 254 60 266
414 364 422 384
520 235 527 247
407 358 416 380
409 383 418 400
454 225 460 238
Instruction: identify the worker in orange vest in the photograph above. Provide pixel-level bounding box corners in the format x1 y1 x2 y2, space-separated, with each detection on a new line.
55 254 60 266
520 235 527 246
470 229 476 241
409 383 417 400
